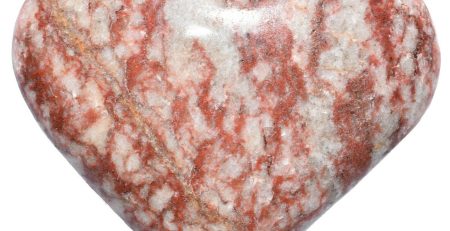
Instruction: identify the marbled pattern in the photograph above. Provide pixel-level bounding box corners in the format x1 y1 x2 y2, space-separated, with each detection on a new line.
13 0 439 230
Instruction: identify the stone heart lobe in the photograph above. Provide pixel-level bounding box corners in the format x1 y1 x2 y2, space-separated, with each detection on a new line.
13 0 440 230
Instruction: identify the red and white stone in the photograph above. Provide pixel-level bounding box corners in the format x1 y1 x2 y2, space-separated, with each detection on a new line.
13 0 440 230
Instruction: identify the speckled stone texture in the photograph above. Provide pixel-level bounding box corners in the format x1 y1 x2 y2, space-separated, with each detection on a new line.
13 0 439 230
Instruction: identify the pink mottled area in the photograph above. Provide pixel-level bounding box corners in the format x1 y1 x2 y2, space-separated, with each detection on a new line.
13 0 439 230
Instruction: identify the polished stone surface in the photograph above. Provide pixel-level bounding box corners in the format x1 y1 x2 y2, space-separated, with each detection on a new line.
13 0 439 230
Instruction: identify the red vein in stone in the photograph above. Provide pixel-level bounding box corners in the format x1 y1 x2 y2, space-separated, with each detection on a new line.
367 0 397 82
332 71 376 191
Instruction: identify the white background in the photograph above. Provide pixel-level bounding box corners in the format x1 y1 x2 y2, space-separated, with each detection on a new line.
0 1 448 230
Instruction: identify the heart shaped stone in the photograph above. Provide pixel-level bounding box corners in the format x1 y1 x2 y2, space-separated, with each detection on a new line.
13 0 439 230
